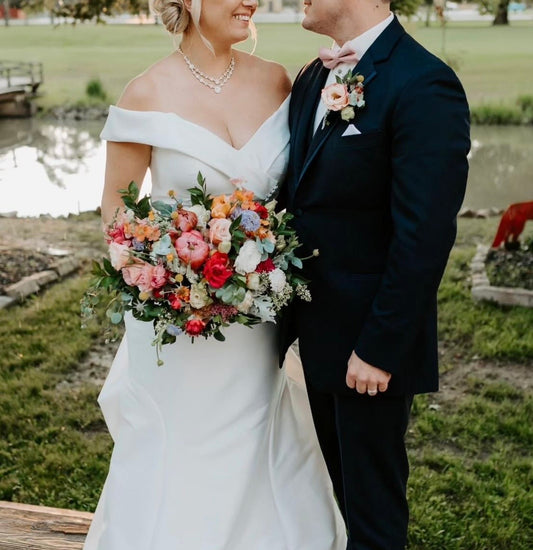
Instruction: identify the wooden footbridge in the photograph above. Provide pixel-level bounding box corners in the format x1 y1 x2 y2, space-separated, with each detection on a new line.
0 61 43 117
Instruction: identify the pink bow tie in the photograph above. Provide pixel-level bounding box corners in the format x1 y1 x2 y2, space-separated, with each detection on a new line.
318 43 359 70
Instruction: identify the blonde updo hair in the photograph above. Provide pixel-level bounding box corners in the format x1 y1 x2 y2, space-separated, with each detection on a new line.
150 0 256 52
151 0 201 35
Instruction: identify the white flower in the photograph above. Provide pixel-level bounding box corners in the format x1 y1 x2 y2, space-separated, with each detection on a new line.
268 268 287 293
218 241 232 254
189 283 209 308
108 242 131 270
234 240 262 275
187 204 210 228
246 272 261 290
237 290 254 313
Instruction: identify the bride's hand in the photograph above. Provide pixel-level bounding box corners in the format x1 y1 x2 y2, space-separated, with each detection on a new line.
346 351 391 396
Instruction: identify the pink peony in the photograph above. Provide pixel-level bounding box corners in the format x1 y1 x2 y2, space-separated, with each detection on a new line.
321 83 350 112
122 262 167 293
107 225 128 244
208 218 232 245
175 209 198 232
175 230 210 270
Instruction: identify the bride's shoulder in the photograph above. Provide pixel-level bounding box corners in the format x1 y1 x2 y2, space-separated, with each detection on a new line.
116 55 180 111
238 53 291 96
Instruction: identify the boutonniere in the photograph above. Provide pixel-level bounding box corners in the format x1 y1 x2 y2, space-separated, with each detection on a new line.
320 69 365 129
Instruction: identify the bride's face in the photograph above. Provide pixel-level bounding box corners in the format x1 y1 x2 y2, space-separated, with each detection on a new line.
198 0 257 46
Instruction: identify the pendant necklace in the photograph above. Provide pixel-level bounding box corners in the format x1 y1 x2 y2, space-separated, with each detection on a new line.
178 46 235 94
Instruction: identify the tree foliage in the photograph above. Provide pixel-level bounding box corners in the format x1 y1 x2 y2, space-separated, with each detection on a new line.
19 0 148 22
391 0 424 17
477 0 510 25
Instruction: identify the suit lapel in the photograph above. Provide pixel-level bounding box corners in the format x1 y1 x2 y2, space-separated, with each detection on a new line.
294 16 407 189
290 60 329 189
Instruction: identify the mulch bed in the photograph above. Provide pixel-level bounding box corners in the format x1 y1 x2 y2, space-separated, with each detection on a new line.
486 246 533 291
0 249 58 293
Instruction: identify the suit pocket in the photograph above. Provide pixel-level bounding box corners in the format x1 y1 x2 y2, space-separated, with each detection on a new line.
337 130 383 149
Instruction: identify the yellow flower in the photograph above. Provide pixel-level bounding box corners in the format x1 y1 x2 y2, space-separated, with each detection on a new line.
356 75 364 83
139 291 150 301
171 210 180 220
168 189 176 198
166 253 174 262
148 210 155 221
175 274 184 283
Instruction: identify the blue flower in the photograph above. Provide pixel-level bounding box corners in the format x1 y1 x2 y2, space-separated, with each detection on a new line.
239 210 261 232
166 324 183 337
132 238 144 251
230 206 243 221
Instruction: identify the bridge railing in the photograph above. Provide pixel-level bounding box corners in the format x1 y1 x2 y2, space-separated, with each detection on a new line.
0 61 43 92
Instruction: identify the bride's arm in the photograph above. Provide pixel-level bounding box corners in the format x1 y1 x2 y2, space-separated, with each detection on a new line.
101 77 153 225
101 141 151 225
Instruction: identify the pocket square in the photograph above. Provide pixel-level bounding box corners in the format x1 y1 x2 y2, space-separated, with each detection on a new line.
342 124 362 137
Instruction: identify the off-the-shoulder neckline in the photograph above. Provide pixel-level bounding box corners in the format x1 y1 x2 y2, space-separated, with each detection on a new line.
109 95 290 152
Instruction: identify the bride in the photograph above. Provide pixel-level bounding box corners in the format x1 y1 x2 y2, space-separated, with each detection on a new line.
83 0 346 548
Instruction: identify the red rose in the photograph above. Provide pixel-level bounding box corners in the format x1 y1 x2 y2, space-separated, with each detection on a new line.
185 318 206 336
256 258 275 273
203 252 233 289
168 294 182 310
253 203 269 220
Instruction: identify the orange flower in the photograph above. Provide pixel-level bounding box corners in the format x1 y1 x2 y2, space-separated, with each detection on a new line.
230 189 255 209
134 223 161 242
176 286 190 302
211 195 232 218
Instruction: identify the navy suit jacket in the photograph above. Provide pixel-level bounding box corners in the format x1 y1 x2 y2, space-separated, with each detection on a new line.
279 17 470 395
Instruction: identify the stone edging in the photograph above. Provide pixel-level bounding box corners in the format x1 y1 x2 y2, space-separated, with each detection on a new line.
0 257 80 309
471 244 533 308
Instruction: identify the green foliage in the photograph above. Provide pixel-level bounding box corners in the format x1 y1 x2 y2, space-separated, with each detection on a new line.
85 78 107 101
470 103 527 125
391 0 423 17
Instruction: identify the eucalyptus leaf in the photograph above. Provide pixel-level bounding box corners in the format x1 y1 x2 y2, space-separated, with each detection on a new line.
110 312 123 325
152 201 174 216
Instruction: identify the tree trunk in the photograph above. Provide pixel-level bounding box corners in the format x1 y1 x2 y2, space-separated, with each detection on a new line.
493 0 509 25
3 0 10 27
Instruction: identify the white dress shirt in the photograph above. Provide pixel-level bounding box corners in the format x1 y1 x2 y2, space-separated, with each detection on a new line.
313 13 394 133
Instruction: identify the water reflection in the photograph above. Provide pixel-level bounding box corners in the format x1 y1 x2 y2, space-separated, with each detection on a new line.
0 119 531 217
465 126 533 209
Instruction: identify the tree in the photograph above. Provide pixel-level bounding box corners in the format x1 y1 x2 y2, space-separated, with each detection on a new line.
477 0 510 25
20 0 148 23
391 0 424 17
3 0 10 26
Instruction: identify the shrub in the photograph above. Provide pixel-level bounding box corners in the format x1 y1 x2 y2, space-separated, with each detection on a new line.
85 78 107 101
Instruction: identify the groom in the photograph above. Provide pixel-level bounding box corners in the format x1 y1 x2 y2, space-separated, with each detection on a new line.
280 0 470 548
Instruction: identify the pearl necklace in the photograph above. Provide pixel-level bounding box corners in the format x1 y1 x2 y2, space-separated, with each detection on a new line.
178 47 235 94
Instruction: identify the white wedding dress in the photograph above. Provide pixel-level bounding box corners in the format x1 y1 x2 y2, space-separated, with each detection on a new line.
84 98 346 550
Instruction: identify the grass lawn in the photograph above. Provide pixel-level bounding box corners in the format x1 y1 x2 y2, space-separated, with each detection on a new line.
0 20 532 108
0 217 532 548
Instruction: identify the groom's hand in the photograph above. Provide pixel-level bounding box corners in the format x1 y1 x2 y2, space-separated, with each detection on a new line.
346 351 391 395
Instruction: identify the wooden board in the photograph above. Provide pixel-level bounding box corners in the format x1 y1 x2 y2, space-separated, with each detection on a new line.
0 501 93 550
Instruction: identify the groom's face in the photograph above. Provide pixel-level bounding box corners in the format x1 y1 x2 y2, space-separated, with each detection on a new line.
302 0 349 37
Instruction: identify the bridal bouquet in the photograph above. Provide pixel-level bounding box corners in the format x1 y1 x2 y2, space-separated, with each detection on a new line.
82 173 312 363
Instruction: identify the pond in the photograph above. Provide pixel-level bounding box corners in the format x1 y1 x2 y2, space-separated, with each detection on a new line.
0 118 531 217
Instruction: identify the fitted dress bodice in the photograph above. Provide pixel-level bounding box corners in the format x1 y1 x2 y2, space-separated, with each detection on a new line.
100 99 290 203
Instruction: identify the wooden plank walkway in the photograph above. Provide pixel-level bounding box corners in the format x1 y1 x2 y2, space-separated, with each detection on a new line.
0 501 92 549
